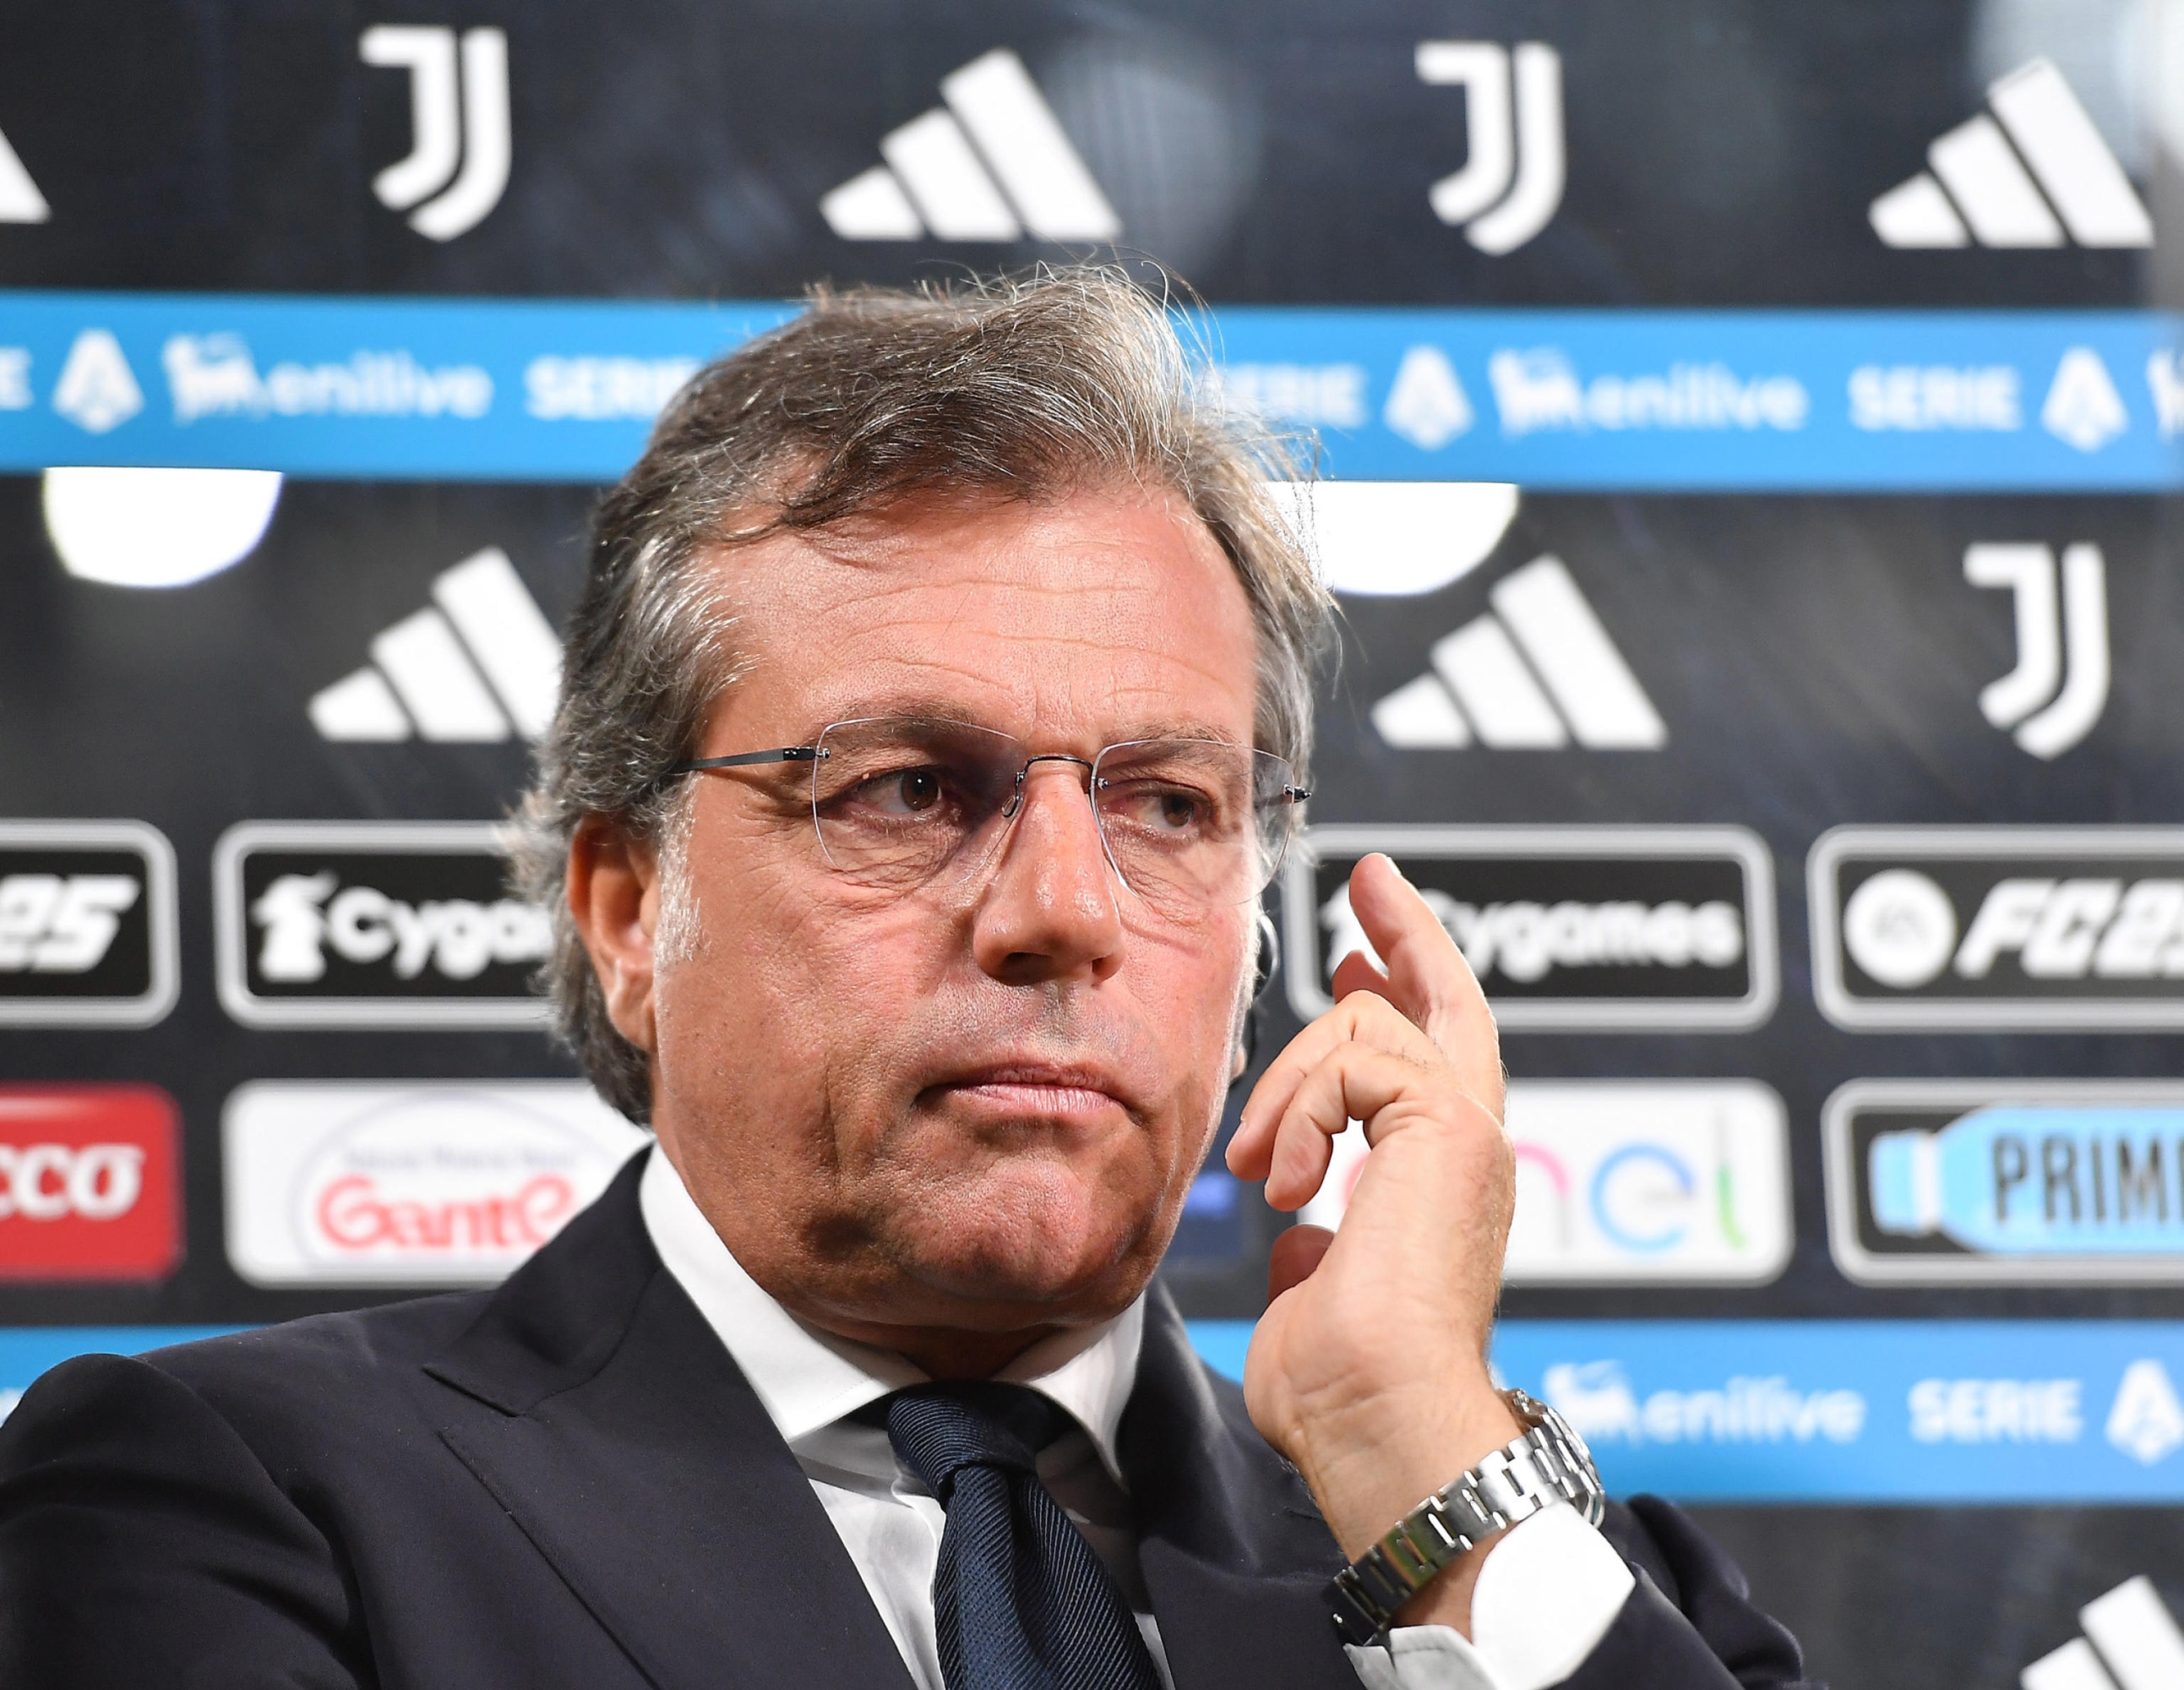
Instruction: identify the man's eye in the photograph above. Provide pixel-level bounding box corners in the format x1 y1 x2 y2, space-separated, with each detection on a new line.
858 767 946 815
1110 787 1205 832
1156 793 1201 830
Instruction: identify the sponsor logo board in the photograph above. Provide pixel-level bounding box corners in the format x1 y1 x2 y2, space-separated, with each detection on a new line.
0 1085 182 1282
214 821 552 1029
223 1080 647 1287
1826 1079 2184 1285
0 820 177 1028
1504 1082 1790 1284
1283 826 1776 1030
1300 1080 1791 1285
1811 827 2184 1030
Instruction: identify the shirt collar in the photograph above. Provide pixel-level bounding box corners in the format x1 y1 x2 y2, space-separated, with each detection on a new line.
638 1145 1144 1481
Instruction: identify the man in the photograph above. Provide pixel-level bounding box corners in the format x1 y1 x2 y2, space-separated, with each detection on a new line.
0 271 1811 1689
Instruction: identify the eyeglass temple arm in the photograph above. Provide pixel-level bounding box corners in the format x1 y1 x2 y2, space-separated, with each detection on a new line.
669 745 827 774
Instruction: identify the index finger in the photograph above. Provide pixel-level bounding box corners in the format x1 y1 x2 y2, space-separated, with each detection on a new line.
1344 853 1501 1101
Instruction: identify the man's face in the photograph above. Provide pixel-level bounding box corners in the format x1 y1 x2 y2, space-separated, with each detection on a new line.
608 486 1261 1346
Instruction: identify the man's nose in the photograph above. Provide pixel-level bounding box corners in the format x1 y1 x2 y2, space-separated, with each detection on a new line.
970 760 1125 986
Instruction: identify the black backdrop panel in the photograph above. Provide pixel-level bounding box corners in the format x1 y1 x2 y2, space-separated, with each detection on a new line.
3 0 2183 1682
0 0 2156 304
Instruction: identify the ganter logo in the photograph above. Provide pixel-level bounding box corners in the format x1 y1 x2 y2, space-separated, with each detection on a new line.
1870 57 2152 248
820 49 1119 243
359 25 511 241
215 822 551 1029
223 1082 645 1287
1283 826 1775 1031
1415 41 1563 255
0 822 177 1029
1811 829 2184 1030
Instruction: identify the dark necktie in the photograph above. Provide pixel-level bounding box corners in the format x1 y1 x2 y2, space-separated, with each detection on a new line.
885 1382 1165 1690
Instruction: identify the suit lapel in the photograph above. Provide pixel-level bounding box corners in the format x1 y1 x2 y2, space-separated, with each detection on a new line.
1120 1289 1363 1690
424 1151 918 1690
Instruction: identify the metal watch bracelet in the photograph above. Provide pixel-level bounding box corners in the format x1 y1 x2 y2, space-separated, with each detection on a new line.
1323 1387 1608 1649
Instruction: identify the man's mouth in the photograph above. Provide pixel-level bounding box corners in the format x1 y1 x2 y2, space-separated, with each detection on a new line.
924 1061 1130 1118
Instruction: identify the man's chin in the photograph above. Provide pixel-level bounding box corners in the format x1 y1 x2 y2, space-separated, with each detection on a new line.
877 1172 1160 1317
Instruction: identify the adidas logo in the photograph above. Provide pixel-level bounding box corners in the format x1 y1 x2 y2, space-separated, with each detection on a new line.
2021 1576 2184 1690
820 48 1120 243
0 122 47 223
1370 555 1665 751
309 548 559 744
1871 57 2153 249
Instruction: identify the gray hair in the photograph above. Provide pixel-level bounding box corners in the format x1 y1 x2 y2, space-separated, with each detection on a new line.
511 266 1334 1124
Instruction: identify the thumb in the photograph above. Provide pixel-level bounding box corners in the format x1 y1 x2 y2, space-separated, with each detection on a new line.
1266 1224 1336 1303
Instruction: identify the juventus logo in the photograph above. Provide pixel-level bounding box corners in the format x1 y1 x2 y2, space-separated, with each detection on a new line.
1966 542 2110 760
1416 41 1566 255
359 25 512 242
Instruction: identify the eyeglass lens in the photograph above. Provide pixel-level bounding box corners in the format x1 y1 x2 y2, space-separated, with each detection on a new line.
807 717 1303 913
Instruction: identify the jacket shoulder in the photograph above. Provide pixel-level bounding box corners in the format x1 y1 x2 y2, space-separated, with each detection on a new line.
138 1290 493 1432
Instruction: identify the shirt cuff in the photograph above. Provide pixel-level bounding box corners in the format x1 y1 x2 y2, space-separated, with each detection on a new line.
1341 1502 1636 1690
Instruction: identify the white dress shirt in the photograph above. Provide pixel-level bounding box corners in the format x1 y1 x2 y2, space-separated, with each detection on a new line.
640 1150 1633 1690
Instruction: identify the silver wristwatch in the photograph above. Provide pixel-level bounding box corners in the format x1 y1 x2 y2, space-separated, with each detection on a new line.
1324 1388 1607 1648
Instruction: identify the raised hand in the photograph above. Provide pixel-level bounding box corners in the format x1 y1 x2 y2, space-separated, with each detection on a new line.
1223 852 1522 1635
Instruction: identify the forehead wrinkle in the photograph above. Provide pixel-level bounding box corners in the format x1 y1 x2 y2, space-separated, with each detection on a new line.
724 491 1257 736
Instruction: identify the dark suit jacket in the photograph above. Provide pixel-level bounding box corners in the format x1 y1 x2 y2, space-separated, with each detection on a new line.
0 1151 1814 1688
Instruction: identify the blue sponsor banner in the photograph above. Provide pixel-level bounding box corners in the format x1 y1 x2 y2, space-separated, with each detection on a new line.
3 1321 2182 1502
1185 1320 2184 1503
0 1326 243 1420
0 292 793 480
2 291 2183 488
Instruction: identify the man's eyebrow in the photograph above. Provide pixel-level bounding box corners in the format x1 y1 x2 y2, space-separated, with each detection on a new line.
803 698 1247 746
1110 718 1249 746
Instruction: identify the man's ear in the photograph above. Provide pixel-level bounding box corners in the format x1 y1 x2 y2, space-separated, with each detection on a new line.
568 815 662 1055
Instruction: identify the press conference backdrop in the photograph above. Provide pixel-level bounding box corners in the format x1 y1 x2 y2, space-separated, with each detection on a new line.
5 3 2184 1684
